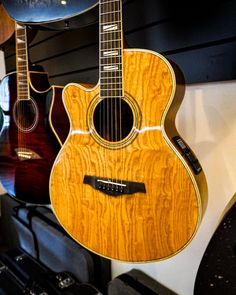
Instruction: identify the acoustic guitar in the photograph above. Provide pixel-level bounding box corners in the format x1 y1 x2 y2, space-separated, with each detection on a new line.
0 23 69 204
50 0 208 262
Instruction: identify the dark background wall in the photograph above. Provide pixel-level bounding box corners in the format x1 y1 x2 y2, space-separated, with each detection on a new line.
3 0 236 86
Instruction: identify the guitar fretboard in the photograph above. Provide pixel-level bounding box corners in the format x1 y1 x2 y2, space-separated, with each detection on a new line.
99 0 123 98
15 22 29 100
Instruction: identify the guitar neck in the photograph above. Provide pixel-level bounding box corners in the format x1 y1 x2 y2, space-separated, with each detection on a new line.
15 22 29 100
99 0 123 98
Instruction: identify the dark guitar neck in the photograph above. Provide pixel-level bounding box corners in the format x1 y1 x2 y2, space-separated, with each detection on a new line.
0 23 62 204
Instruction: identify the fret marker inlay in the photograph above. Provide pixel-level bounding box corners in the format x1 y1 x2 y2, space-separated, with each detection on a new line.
17 38 24 43
103 65 119 71
103 24 118 32
16 23 23 29
103 50 119 56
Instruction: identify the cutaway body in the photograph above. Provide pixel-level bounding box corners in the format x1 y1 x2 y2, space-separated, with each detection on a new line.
50 49 207 262
0 71 61 204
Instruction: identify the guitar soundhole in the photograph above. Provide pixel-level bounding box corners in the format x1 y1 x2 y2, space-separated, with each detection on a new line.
13 99 39 132
93 97 133 142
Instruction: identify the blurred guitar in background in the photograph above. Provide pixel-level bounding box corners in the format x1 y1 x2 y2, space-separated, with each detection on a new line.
0 22 69 204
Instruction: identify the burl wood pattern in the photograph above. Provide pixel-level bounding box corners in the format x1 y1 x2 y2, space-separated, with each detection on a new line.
0 72 61 204
50 49 203 262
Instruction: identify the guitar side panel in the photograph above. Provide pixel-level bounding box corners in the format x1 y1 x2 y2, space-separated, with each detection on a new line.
50 49 206 261
0 72 61 204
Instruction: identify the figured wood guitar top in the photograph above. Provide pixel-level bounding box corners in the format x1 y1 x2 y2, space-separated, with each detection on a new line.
50 50 207 262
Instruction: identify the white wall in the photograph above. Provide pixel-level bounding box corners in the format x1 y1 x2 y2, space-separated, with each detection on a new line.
112 80 236 295
0 50 6 195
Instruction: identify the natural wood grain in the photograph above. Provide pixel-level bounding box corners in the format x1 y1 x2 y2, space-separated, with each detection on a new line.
50 49 207 262
0 4 14 47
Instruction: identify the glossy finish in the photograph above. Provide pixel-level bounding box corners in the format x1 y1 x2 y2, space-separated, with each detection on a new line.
0 4 14 47
50 49 208 262
49 86 70 145
0 72 61 204
2 0 98 30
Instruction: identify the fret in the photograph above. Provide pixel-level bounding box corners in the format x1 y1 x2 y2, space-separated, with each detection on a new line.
101 87 123 91
100 92 123 98
101 10 120 15
99 95 123 98
101 62 121 67
101 55 121 61
101 38 122 42
100 0 120 4
100 0 120 3
100 42 122 51
17 45 26 49
16 33 26 37
100 2 120 11
18 88 29 91
18 83 28 86
101 72 122 77
101 88 123 91
101 30 121 34
100 33 121 42
100 16 121 23
100 47 122 51
100 81 123 85
100 20 121 26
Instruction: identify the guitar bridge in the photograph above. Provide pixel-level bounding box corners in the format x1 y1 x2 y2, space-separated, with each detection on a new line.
83 175 146 196
15 148 41 161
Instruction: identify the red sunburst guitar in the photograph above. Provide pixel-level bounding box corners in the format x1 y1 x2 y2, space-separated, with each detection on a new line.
50 0 208 262
0 23 69 204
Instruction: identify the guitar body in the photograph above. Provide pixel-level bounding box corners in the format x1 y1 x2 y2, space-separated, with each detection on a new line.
0 71 61 204
0 4 14 48
50 49 207 262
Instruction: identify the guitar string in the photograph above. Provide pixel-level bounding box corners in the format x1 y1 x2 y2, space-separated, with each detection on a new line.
99 0 106 187
99 0 103 184
111 0 116 186
109 0 113 186
119 0 123 189
112 0 117 187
